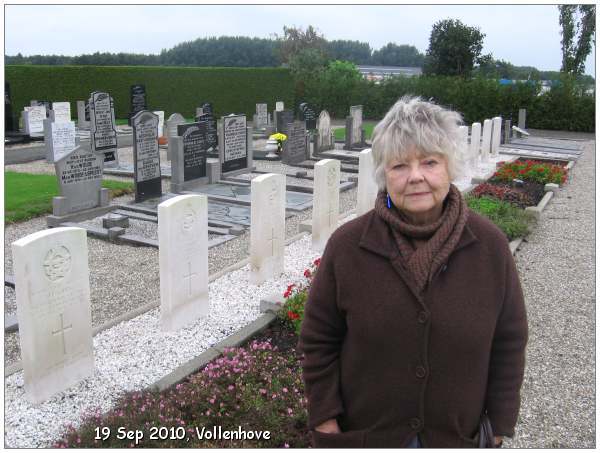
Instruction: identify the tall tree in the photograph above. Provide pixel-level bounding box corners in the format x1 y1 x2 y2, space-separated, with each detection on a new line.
326 40 372 64
558 5 595 75
423 19 485 77
277 25 328 65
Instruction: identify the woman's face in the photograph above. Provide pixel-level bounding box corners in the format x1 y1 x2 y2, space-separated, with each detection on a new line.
384 146 451 225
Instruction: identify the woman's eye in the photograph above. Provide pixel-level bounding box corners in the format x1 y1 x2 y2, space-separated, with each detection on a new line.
393 164 406 169
424 160 437 166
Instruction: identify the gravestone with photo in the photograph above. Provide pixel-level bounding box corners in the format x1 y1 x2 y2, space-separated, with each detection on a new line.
50 102 71 123
89 91 118 164
158 194 209 331
128 84 147 126
44 119 76 163
282 120 308 165
250 173 286 285
315 110 334 154
132 110 162 202
12 227 94 404
170 122 210 192
221 114 252 175
50 145 109 222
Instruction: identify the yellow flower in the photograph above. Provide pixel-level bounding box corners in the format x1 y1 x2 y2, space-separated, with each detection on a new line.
269 133 287 142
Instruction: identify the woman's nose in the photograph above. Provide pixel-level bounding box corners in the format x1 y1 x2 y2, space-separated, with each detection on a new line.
408 164 425 182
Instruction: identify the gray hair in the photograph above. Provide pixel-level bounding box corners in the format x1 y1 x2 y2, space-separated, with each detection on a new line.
371 95 465 191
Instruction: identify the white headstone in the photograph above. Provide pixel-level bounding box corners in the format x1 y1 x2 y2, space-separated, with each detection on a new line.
50 102 71 123
12 227 94 404
158 194 209 331
316 110 333 152
250 173 286 285
312 159 340 252
350 105 363 145
255 103 268 128
491 116 502 156
481 119 493 163
275 101 284 112
153 111 165 137
45 119 76 163
167 113 186 138
356 149 378 217
23 106 46 136
458 125 469 160
469 122 482 168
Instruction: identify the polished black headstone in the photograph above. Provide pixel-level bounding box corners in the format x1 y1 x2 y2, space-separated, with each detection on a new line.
276 109 294 134
178 122 209 181
299 102 317 130
128 84 147 126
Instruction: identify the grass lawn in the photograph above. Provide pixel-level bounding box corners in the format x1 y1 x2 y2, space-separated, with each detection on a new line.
5 171 134 224
333 123 374 141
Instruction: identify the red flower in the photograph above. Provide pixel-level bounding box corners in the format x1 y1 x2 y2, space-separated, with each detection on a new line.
287 311 299 320
537 167 544 173
304 269 312 278
519 169 526 175
286 284 295 292
313 258 321 267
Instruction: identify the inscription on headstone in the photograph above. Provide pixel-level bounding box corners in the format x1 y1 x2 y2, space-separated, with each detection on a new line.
178 122 209 181
55 146 104 213
299 102 317 130
282 120 307 165
24 105 46 136
222 115 248 173
129 84 147 126
275 109 294 134
50 102 71 123
89 92 118 159
132 111 162 202
196 112 218 153
255 103 268 128
46 120 76 162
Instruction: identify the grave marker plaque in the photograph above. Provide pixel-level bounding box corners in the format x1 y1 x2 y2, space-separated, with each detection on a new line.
132 111 162 202
129 84 147 125
55 146 104 213
222 115 248 173
282 120 307 165
12 227 94 404
178 122 209 181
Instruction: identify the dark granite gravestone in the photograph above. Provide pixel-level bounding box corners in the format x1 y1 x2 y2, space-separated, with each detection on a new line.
128 84 147 126
201 102 214 116
132 111 162 202
178 122 209 181
196 112 218 157
89 91 118 163
282 121 308 165
5 81 15 132
299 102 317 130
222 115 248 173
275 109 294 135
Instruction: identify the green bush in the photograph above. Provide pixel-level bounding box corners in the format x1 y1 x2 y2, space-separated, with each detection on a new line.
465 195 534 241
6 65 295 120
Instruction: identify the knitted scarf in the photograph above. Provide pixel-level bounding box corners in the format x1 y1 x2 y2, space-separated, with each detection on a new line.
374 184 468 296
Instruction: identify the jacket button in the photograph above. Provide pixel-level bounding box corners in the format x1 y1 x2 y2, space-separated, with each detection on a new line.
409 417 422 431
442 264 448 272
417 311 429 323
415 366 427 378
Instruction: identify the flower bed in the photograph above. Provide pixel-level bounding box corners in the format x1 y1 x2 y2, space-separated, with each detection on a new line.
492 160 567 185
471 182 545 210
465 195 534 241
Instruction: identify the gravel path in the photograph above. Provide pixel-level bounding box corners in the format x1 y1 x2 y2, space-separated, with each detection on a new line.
504 137 595 448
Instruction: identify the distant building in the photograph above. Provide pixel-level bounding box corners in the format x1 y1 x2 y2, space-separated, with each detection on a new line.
357 65 422 83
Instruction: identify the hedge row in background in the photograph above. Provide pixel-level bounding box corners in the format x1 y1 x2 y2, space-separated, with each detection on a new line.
303 73 595 132
6 65 295 120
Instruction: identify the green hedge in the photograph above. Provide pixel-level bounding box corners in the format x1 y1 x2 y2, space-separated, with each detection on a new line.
6 65 295 120
303 74 595 132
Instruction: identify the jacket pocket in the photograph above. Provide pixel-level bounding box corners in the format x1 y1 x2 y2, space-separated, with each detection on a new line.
311 429 366 448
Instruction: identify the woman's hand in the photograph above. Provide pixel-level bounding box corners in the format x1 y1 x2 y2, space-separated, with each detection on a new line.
315 419 341 434
494 436 503 447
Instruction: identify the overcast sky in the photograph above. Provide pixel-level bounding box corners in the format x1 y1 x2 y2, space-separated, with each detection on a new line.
4 4 596 76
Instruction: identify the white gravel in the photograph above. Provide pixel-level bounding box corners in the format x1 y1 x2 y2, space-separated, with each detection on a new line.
4 218 353 448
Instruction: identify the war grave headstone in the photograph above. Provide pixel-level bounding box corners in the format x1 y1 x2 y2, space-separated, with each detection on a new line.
170 122 210 193
356 149 378 217
12 227 94 404
196 112 219 158
518 109 526 130
312 159 341 251
132 111 162 202
458 125 469 160
50 102 71 123
23 105 46 137
128 84 147 126
491 116 502 156
314 110 334 155
158 194 209 331
44 119 76 163
282 120 308 165
153 111 165 138
5 81 16 132
89 91 118 165
469 122 482 170
481 119 492 163
250 173 286 285
166 113 186 160
298 102 317 130
221 114 251 175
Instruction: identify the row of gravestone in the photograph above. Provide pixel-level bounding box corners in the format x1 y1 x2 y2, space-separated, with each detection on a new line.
11 159 344 404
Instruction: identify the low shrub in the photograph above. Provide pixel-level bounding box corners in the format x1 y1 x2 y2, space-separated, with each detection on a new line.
466 195 533 241
492 160 567 185
278 258 320 335
471 182 542 209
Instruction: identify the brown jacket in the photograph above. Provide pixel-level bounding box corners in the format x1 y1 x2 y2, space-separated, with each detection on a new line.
298 209 528 448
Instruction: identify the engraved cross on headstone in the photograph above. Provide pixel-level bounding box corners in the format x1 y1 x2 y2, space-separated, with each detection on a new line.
266 227 280 257
327 205 337 228
52 313 73 356
183 262 198 297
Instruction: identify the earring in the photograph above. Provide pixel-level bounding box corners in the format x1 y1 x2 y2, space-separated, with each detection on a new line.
386 193 392 209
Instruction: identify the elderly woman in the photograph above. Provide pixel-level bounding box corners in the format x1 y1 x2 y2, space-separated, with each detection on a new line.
298 96 528 448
